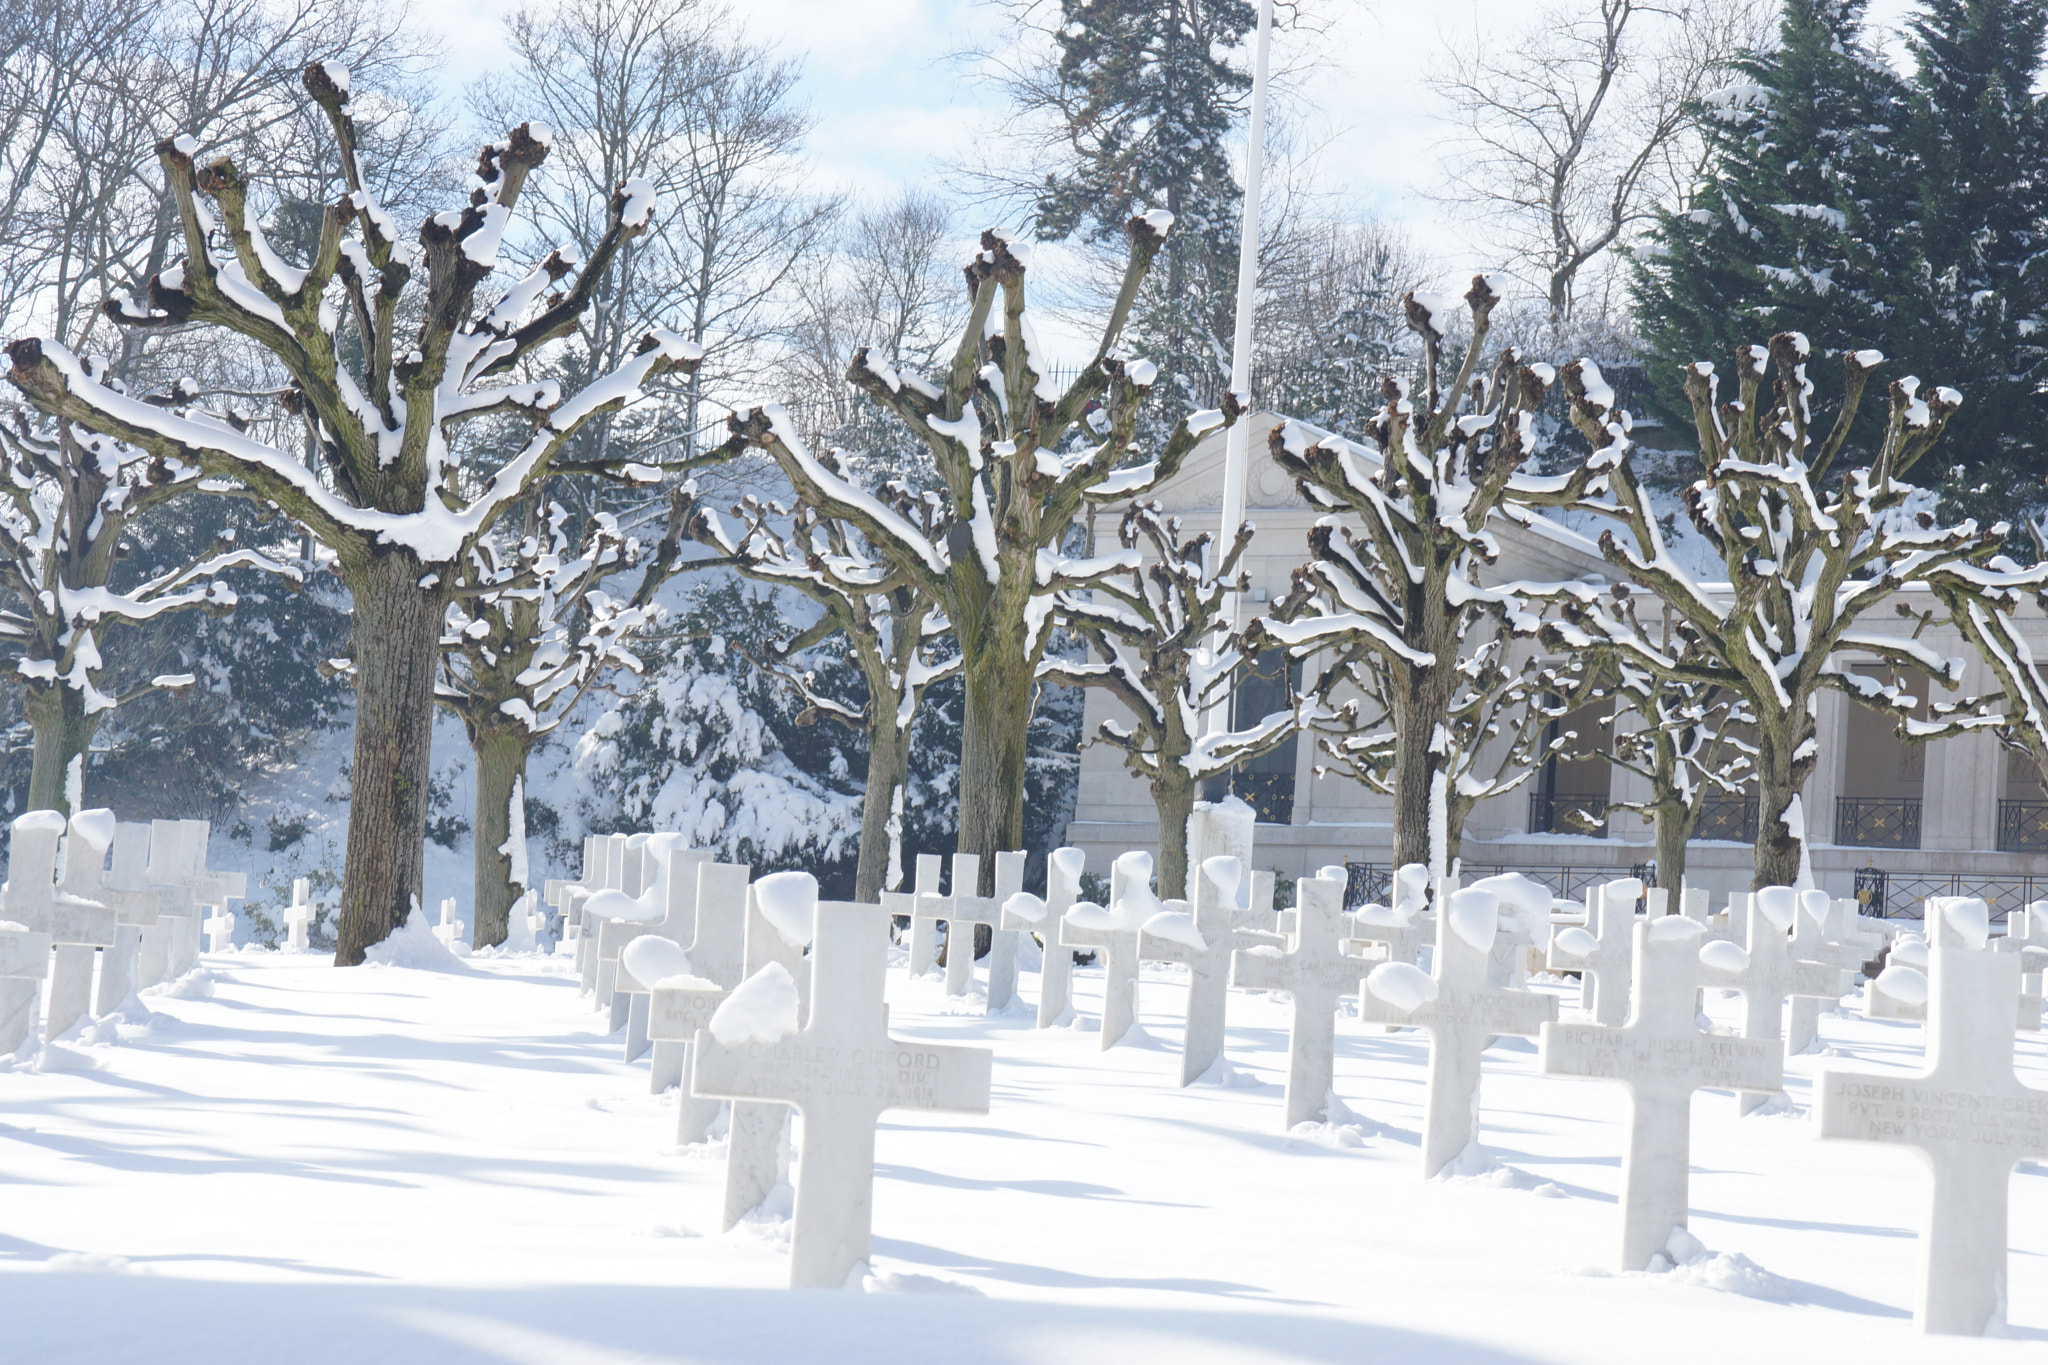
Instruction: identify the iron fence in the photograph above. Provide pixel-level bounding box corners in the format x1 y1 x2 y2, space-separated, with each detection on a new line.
1340 860 1643 912
1997 800 2048 853
1527 792 1608 837
1852 867 2048 921
1693 797 1759 843
1835 797 1922 849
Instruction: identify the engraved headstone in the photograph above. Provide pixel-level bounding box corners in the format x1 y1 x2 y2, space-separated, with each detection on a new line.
1362 886 1558 1175
1540 915 1783 1270
904 853 943 979
1060 850 1158 1048
173 819 244 971
0 917 53 1054
1711 886 1848 1114
1232 873 1363 1129
1546 877 1641 1025
667 863 757 1140
692 899 992 1288
610 840 710 1059
1140 856 1283 1085
1818 897 2048 1335
1001 846 1085 1027
577 834 630 993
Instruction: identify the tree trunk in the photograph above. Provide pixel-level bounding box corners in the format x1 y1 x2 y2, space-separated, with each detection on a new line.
854 712 909 905
1392 603 1459 877
334 551 449 966
24 682 98 815
1654 803 1690 900
956 647 1036 898
470 725 531 949
1151 763 1197 901
1752 717 1812 890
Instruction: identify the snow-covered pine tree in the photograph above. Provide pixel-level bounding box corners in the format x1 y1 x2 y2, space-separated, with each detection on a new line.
1893 0 2048 520
691 490 957 903
714 220 1231 893
571 577 862 877
1036 502 1294 899
1249 277 1607 879
1632 0 1907 441
0 406 300 813
431 499 661 947
1546 337 2003 888
6 66 702 962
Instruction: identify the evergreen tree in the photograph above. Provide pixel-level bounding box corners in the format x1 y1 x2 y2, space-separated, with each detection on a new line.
1031 0 1256 419
1632 0 1905 438
1895 0 2048 518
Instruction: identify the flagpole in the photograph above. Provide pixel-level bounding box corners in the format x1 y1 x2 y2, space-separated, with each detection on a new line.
1207 0 1274 747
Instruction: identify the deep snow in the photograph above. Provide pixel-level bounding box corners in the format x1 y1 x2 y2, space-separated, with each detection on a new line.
0 942 2043 1364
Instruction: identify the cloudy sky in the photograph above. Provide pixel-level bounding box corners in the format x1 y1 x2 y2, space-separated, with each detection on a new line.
415 0 1925 363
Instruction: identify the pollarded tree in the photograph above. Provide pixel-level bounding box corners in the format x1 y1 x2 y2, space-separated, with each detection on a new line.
1545 337 2002 888
1250 276 1607 877
1037 501 1295 900
692 488 958 903
432 499 660 946
1288 635 1607 864
1593 627 1755 889
714 219 1231 890
0 402 298 812
6 65 701 962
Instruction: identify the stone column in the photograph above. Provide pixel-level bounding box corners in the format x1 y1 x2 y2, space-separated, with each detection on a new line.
1922 653 2001 853
1804 678 1849 849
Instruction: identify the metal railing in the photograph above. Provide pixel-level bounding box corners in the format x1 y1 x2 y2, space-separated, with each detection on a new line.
1853 867 2048 921
1341 860 1642 911
1997 800 2048 853
1527 792 1608 837
1693 797 1759 843
1835 797 1922 849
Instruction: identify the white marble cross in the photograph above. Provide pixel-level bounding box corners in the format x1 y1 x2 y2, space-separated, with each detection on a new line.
145 820 204 978
611 840 709 1052
0 917 53 1054
905 853 944 979
576 834 630 993
432 896 461 951
1708 887 1849 1114
1547 877 1641 1026
1061 850 1159 1048
1540 915 1783 1270
1140 856 1284 1086
721 878 813 1232
44 811 117 1040
1781 889 1864 1057
635 858 741 1085
1361 886 1559 1176
1232 873 1364 1129
692 899 992 1288
285 878 315 953
91 823 162 1014
1818 897 2048 1336
1001 846 1085 1028
666 862 755 1141
0 813 66 1050
1348 901 1434 968
1868 932 2040 1030
930 852 1024 1008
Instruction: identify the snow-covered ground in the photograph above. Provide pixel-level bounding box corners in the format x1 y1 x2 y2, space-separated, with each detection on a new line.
1 945 2042 1363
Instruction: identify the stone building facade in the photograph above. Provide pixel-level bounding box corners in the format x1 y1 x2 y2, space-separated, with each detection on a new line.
1062 416 2048 913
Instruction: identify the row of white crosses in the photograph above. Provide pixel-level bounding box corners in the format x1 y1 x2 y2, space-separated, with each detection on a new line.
0 810 243 1052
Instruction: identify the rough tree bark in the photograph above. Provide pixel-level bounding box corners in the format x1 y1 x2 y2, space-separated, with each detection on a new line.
23 682 99 815
334 551 451 963
469 724 530 949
